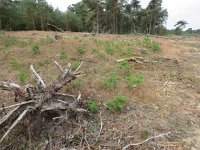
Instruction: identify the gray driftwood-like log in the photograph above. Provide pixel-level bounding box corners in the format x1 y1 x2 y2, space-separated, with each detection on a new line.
0 61 85 143
47 23 64 33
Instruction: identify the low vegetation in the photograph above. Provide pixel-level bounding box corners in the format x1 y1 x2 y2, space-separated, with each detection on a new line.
104 95 127 112
102 72 120 90
32 44 41 54
1 31 196 149
87 101 99 113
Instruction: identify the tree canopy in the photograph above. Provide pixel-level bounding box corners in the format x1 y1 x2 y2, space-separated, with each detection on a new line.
0 0 169 34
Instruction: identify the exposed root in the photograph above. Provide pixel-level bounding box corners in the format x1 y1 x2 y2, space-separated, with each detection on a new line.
0 61 85 143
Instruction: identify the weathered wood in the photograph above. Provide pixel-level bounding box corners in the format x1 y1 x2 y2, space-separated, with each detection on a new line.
116 57 144 64
0 62 84 143
30 65 46 89
47 23 64 32
0 108 30 143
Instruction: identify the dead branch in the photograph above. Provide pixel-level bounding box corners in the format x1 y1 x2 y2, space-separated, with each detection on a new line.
96 111 103 141
54 61 63 72
30 65 46 89
0 82 21 91
122 132 171 150
74 61 84 74
0 108 30 143
0 100 35 111
116 57 144 64
0 61 84 144
47 23 64 33
0 106 20 125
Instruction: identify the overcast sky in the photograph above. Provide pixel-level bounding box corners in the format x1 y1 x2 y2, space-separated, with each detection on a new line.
47 0 200 29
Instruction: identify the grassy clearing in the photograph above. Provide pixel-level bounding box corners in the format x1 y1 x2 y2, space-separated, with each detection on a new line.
102 72 120 90
1 31 198 149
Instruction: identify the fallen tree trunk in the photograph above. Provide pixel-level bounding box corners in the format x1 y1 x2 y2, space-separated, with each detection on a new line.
0 61 85 143
47 23 64 33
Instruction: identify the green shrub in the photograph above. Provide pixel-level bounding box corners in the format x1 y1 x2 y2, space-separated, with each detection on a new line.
39 36 54 45
76 46 85 54
118 61 131 76
143 35 161 51
126 74 144 88
92 48 99 53
104 95 127 112
118 60 129 69
32 44 40 54
87 101 99 113
102 73 120 90
60 49 67 59
143 35 152 49
127 47 134 55
18 70 27 83
151 41 160 51
105 46 114 55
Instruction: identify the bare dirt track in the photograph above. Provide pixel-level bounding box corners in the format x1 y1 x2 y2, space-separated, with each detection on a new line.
0 31 200 149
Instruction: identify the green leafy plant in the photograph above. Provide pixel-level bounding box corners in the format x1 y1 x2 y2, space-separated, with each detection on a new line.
105 46 114 55
76 46 85 54
92 48 99 53
102 73 120 90
126 74 144 88
118 61 131 76
32 44 40 54
151 41 160 51
143 36 161 51
18 70 27 83
143 35 152 49
104 95 127 112
39 36 54 45
87 101 99 113
127 47 134 55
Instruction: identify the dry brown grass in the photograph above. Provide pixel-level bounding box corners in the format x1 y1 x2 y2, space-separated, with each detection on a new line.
0 31 200 149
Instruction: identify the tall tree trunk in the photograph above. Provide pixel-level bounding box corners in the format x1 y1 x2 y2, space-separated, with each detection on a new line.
113 10 115 34
115 14 118 34
40 16 44 31
9 18 12 31
149 15 152 34
0 19 2 30
96 1 99 35
32 16 36 30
